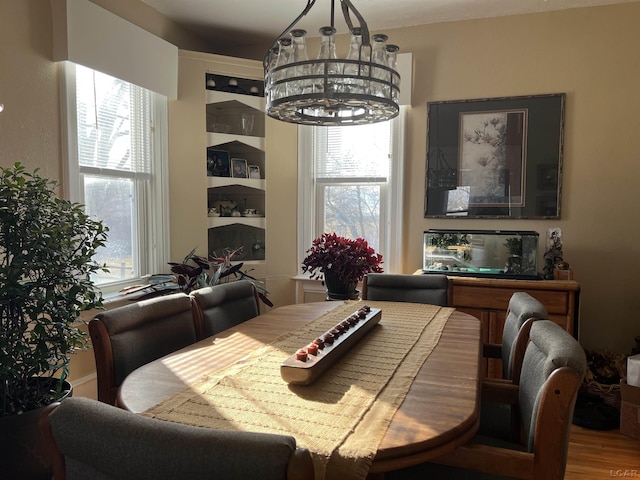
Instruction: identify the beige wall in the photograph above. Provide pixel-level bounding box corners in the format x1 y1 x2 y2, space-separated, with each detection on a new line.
2 0 639 371
387 4 640 353
0 0 211 385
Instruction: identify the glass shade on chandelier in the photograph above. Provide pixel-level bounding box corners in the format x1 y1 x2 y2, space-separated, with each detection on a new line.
264 0 400 126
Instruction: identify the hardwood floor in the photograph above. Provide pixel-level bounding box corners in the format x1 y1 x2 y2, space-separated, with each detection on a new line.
75 377 639 478
565 424 640 479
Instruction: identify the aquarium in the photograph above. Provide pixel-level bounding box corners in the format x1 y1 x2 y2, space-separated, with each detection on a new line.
423 229 540 280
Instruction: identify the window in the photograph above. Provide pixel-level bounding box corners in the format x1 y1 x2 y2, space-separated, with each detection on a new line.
298 109 405 273
63 63 169 291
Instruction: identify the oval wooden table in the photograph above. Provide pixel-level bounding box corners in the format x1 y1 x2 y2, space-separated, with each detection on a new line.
118 301 482 477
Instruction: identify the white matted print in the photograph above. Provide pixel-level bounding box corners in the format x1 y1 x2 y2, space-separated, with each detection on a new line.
248 165 261 179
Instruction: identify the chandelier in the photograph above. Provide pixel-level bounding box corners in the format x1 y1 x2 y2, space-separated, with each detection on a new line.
263 0 400 126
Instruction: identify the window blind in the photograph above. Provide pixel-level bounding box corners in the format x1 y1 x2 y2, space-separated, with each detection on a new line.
314 123 392 180
76 65 151 178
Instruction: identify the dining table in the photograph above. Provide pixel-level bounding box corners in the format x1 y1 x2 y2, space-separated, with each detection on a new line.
118 300 482 479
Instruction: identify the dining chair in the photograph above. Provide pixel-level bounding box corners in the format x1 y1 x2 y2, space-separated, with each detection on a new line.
387 319 587 480
39 397 314 480
361 273 450 306
88 292 197 406
190 280 260 339
484 292 549 381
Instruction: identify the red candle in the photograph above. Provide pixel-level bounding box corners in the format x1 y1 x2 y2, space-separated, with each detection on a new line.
296 349 308 361
306 343 318 355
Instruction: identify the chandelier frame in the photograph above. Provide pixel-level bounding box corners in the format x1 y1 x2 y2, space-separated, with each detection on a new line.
263 0 400 126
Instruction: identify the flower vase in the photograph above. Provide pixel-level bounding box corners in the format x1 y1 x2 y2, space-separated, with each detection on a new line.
323 272 359 301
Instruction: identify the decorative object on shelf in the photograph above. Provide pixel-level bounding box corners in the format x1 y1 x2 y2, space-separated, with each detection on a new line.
168 247 272 307
263 0 400 126
543 227 564 279
0 163 108 477
301 232 383 300
242 209 263 217
205 73 264 97
231 158 248 178
207 148 231 177
240 112 255 135
210 199 239 217
425 94 565 219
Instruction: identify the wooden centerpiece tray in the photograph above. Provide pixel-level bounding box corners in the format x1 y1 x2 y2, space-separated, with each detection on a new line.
280 305 381 385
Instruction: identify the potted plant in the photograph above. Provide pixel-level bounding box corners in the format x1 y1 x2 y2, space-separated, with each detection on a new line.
0 163 108 479
301 233 383 300
168 247 273 307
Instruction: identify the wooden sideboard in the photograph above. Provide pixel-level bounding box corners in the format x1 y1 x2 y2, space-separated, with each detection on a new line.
446 276 580 378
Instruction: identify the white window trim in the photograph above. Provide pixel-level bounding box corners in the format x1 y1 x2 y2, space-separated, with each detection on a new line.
60 61 170 296
297 106 406 276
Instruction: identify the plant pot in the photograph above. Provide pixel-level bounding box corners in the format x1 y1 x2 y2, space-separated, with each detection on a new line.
324 273 359 301
0 378 73 480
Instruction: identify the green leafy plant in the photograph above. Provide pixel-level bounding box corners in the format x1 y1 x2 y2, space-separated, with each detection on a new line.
504 237 523 256
168 247 273 307
0 163 108 416
301 233 383 284
430 232 469 249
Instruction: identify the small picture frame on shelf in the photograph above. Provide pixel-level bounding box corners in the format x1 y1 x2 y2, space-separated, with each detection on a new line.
231 158 248 178
248 165 261 179
207 148 230 177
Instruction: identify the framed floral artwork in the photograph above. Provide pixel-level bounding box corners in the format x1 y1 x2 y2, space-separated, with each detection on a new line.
425 93 565 219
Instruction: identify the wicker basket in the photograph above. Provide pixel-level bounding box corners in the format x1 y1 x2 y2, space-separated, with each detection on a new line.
580 379 621 411
581 350 627 411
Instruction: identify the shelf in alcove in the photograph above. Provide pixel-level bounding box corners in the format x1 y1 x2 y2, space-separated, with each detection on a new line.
205 90 265 112
208 217 266 228
207 132 264 151
207 177 265 190
208 223 265 262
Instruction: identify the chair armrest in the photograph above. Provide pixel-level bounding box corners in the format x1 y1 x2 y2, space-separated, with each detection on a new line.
483 343 502 359
481 379 519 404
287 448 315 480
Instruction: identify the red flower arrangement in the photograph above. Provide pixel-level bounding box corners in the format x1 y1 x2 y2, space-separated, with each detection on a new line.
301 233 383 285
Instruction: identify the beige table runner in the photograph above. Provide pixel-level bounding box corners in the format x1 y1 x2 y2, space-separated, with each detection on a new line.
144 301 453 480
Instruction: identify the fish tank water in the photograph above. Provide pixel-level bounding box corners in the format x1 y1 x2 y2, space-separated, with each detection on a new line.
423 229 541 280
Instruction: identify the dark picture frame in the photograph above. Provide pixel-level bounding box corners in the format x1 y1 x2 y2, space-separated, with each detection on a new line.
207 148 230 177
425 93 565 219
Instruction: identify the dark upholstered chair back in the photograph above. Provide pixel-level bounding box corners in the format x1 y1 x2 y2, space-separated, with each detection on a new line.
501 292 548 379
519 320 586 453
89 293 197 405
190 280 260 339
392 319 586 480
362 273 449 306
39 397 314 480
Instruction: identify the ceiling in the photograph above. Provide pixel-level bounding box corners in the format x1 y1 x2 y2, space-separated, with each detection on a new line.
141 0 636 50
